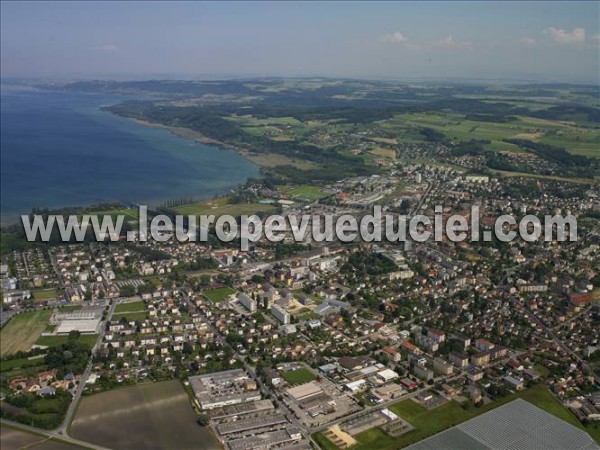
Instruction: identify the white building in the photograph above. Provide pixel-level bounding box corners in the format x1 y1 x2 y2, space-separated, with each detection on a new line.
271 304 290 325
239 293 256 312
377 369 399 383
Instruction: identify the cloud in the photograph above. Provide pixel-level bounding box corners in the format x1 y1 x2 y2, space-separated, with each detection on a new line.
544 27 585 44
91 44 118 52
432 35 469 48
520 37 536 47
381 32 472 50
382 32 408 44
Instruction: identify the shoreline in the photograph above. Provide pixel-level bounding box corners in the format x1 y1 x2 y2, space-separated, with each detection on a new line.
129 118 315 171
131 118 268 169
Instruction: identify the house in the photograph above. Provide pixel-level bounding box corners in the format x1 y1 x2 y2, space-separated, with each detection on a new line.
37 386 56 396
433 358 454 375
338 355 374 371
382 346 401 363
475 338 495 352
399 378 419 390
449 352 469 368
569 293 593 308
471 352 491 367
523 368 540 380
465 385 482 403
506 359 523 371
503 375 524 390
413 365 434 381
263 367 282 386
450 334 471 349
466 368 484 382
400 340 422 356
427 328 446 344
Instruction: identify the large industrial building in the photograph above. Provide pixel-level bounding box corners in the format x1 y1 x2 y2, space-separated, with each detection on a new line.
287 381 324 402
50 306 103 334
189 369 261 410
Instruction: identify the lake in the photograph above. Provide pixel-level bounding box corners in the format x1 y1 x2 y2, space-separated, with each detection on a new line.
0 86 259 224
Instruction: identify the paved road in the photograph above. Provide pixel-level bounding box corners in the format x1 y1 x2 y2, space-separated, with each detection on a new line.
1 418 111 450
551 304 594 331
499 264 600 385
56 298 118 435
180 288 310 434
510 296 600 385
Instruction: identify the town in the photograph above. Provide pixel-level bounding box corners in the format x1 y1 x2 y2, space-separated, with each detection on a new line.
2 159 599 449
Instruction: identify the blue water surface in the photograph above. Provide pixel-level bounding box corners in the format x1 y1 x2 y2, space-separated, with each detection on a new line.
0 86 259 223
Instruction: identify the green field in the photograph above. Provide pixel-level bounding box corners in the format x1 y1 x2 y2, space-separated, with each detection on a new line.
227 114 303 127
34 334 99 348
203 287 236 302
112 311 147 322
0 354 46 372
32 289 58 300
115 301 146 313
315 384 596 449
242 151 317 169
172 197 277 217
384 112 600 158
280 184 327 202
281 367 317 385
58 305 82 312
0 309 53 355
77 207 139 231
490 169 597 184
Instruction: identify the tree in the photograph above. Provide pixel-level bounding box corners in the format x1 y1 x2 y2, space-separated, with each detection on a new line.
119 285 137 297
196 413 210 426
68 330 81 341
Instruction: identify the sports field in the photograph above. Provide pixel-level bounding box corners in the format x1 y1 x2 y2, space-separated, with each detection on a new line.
173 197 276 217
280 184 327 201
32 289 58 300
281 367 317 385
112 311 147 322
114 300 146 313
203 287 236 302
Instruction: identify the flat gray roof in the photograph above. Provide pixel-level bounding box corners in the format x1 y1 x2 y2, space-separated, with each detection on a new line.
406 398 598 450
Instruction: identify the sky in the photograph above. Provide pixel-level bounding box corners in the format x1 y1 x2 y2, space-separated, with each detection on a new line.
1 1 599 84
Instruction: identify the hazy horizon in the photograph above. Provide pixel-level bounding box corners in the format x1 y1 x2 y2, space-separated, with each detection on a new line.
1 1 599 84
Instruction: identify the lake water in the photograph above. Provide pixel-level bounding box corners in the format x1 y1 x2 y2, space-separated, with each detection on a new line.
0 86 259 224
